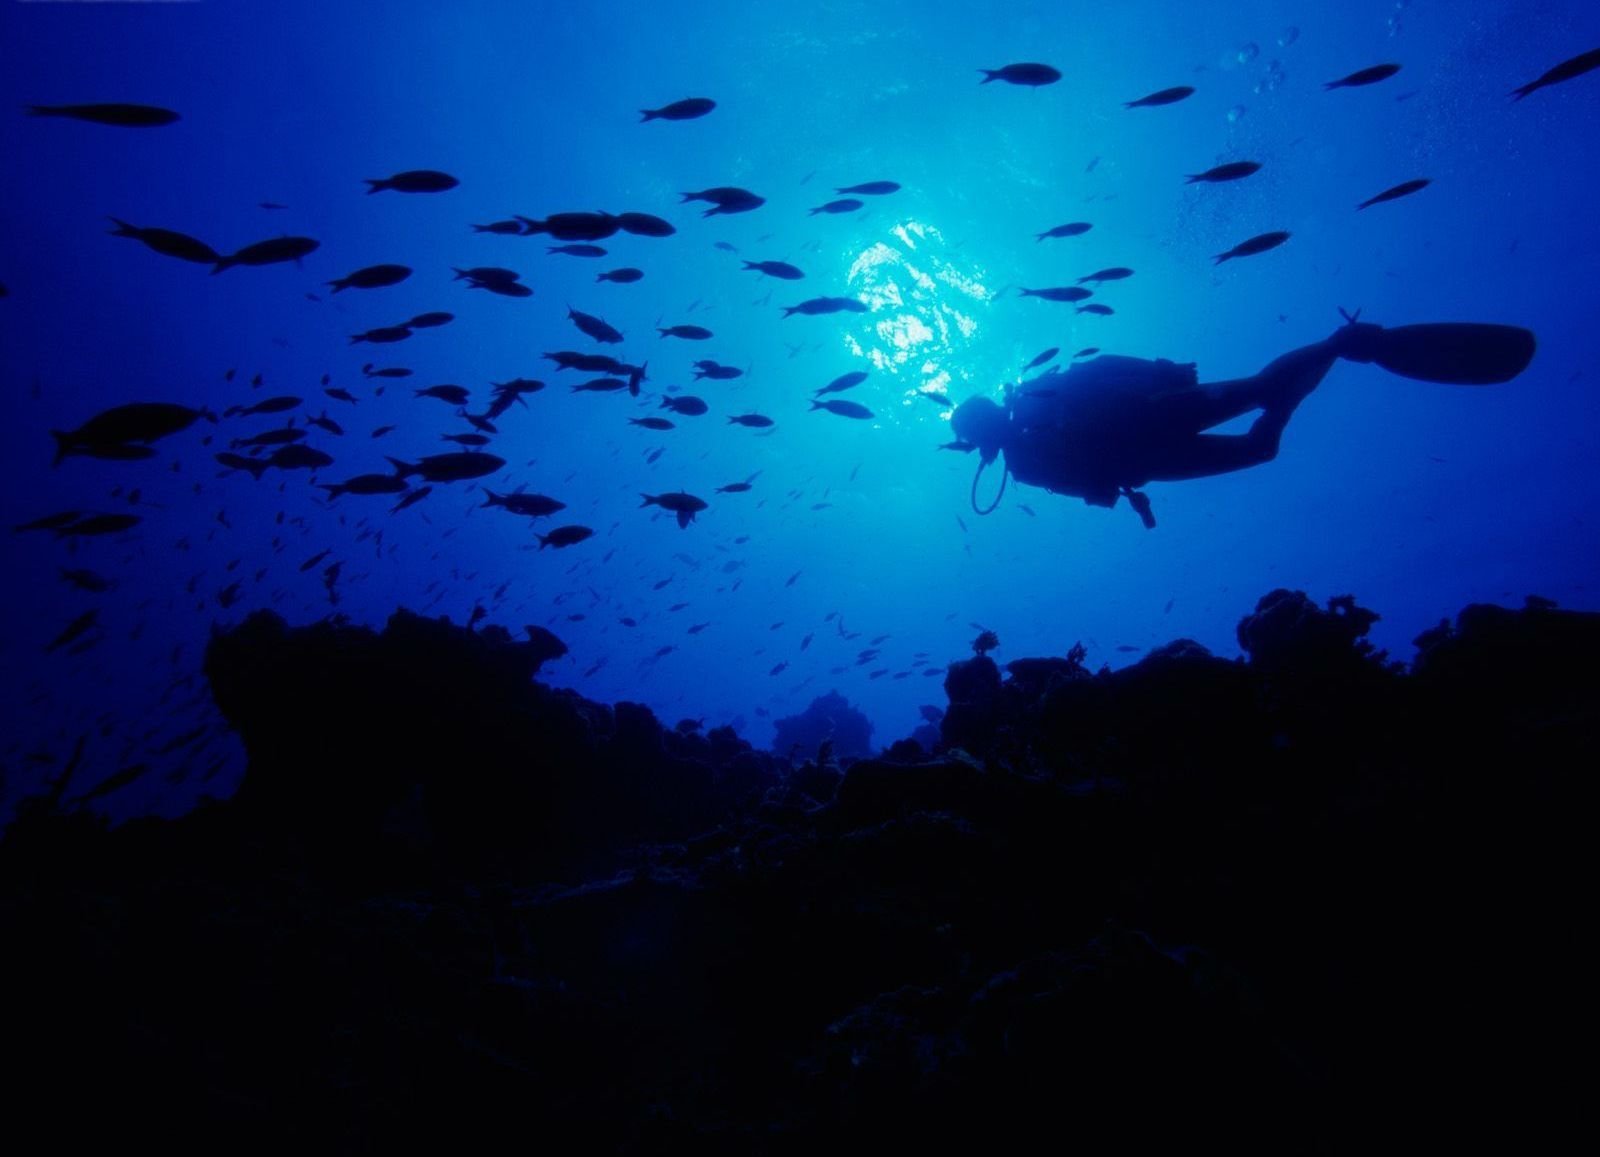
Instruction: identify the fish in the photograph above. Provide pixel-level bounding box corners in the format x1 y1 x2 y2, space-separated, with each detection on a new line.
641 491 709 529
1126 85 1195 108
212 235 319 274
836 181 900 195
407 311 454 328
1078 267 1134 284
979 63 1062 86
472 219 525 234
265 444 333 471
661 395 709 416
415 384 470 405
363 364 413 378
921 391 954 407
53 402 215 464
781 296 867 317
518 211 619 240
51 513 140 537
569 307 624 344
728 413 775 427
548 244 607 257
385 452 506 482
811 399 873 419
391 486 433 513
629 417 675 430
809 198 864 215
28 102 178 127
544 351 630 373
571 377 629 392
350 325 412 344
537 525 595 549
305 411 344 436
939 440 975 452
327 263 411 292
15 510 83 534
1186 161 1261 183
615 212 676 237
1024 347 1059 370
1510 47 1600 100
1036 222 1092 241
1214 231 1290 263
680 187 765 216
769 661 788 676
743 260 805 279
482 490 566 517
107 218 218 264
692 361 742 380
480 281 534 298
213 452 269 479
640 97 716 121
319 473 408 499
1077 303 1114 315
325 388 358 404
439 432 490 446
371 425 396 438
816 370 868 396
454 265 522 286
364 169 459 193
1019 286 1092 302
1356 178 1431 210
223 395 301 418
1074 347 1099 358
60 568 113 592
1324 63 1401 89
716 480 754 493
300 549 332 572
597 267 644 283
659 325 713 340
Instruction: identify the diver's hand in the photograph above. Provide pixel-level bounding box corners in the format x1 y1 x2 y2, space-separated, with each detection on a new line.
1333 306 1385 362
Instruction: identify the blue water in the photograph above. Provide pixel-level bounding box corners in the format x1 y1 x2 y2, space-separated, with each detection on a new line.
3 0 1597 819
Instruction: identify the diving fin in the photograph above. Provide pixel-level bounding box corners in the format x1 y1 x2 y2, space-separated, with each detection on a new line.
1367 323 1536 385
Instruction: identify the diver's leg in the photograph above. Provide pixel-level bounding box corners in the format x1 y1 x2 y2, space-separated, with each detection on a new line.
1143 406 1298 482
1165 336 1344 432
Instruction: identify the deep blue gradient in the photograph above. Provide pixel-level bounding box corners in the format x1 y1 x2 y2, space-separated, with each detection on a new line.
2 0 1597 819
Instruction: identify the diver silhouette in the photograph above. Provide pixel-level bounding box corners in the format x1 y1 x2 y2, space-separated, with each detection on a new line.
952 312 1537 527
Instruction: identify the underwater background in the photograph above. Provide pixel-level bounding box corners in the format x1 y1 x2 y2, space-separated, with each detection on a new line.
2 0 1597 822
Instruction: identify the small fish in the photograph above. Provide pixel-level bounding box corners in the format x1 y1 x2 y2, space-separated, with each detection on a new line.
385 452 506 483
659 324 713 340
1073 347 1099 358
597 267 643 283
661 395 709 416
692 361 742 380
1024 347 1059 370
46 609 99 653
325 387 358 404
571 377 628 392
629 417 675 430
408 311 454 328
815 370 867 396
1356 178 1430 210
363 364 413 378
811 399 873 419
1214 231 1290 263
548 244 607 257
615 212 676 237
680 186 765 216
259 201 287 210
1078 267 1133 284
1510 47 1600 101
305 411 344 435
440 432 490 446
714 241 738 252
52 513 141 537
743 259 805 280
781 296 866 317
416 385 470 405
537 525 594 549
979 63 1062 87
939 440 975 453
1077 303 1114 316
392 486 433 513
59 568 113 592
1126 85 1195 107
211 235 319 274
728 413 775 428
223 395 301 418
371 424 396 438
107 218 218 264
327 263 411 292
319 473 408 499
640 97 716 121
1325 63 1401 90
921 391 954 407
28 102 178 127
364 169 459 194
482 490 565 517
1019 286 1092 303
837 181 900 195
809 198 863 215
641 490 709 529
1186 161 1261 183
472 219 525 235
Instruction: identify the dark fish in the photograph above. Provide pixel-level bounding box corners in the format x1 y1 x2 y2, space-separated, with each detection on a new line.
391 486 433 513
371 425 396 438
60 567 113 592
1356 178 1431 210
212 235 319 274
53 401 215 463
939 440 976 452
324 387 358 403
662 395 709 416
408 311 454 329
641 491 709 529
728 413 775 427
305 411 344 435
537 525 594 549
1125 85 1195 107
52 513 140 537
213 452 269 479
615 212 676 236
836 181 900 195
518 211 619 240
716 480 753 493
1214 231 1290 263
1074 347 1099 358
1036 221 1092 241
692 360 742 380
1186 161 1261 183
659 324 713 340
1024 347 1059 370
811 399 873 419
364 169 459 193
640 97 716 121
472 219 525 234
319 473 408 499
743 260 805 280
363 364 413 378
223 395 301 418
231 425 305 449
267 444 333 471
568 307 623 344
630 417 675 430
571 377 629 392
1020 286 1092 302
260 202 288 210
350 324 412 344
714 241 738 252
15 510 84 533
327 263 411 292
921 391 953 407
1325 63 1401 89
1077 303 1114 315
29 102 178 127
482 490 564 518
547 244 607 257
458 410 498 434
454 265 521 285
781 296 866 317
65 443 158 462
597 267 644 283
481 281 534 298
680 187 765 216
544 351 630 373
979 63 1062 86
1511 47 1600 100
1078 267 1134 284
386 452 505 482
809 198 864 215
816 370 867 396
107 218 218 264
300 549 332 572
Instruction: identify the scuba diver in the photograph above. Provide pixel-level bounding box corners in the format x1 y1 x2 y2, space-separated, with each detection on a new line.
951 311 1537 527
